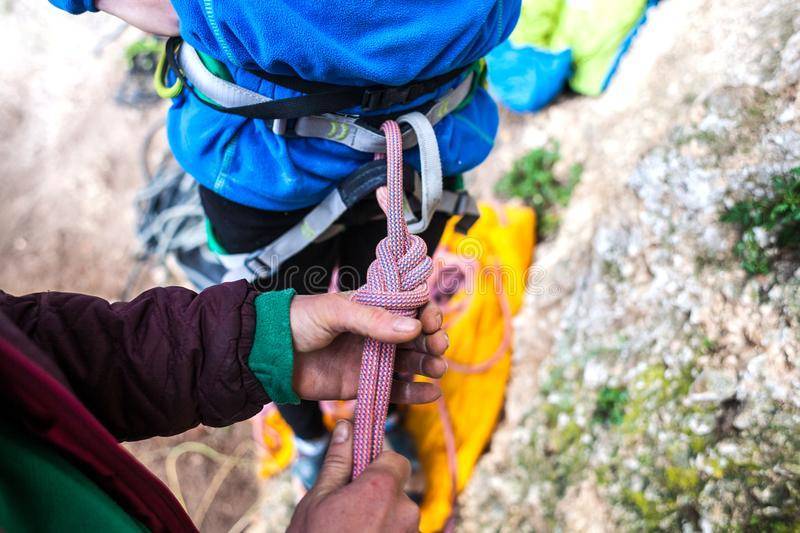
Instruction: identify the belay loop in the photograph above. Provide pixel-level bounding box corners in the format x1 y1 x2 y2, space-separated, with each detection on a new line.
351 120 434 478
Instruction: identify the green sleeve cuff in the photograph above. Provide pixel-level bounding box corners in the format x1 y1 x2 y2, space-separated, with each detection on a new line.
248 289 300 405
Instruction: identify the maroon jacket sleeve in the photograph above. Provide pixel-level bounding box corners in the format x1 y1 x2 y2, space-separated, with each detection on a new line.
0 280 270 441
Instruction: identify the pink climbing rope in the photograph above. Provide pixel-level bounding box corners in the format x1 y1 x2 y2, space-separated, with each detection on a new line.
351 120 433 478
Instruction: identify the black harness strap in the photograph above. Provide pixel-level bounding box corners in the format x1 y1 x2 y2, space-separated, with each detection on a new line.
165 37 470 120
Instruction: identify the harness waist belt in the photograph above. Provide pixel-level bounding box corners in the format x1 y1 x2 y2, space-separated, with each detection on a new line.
167 39 478 154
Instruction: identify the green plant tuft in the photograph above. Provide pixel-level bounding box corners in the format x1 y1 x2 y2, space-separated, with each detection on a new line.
721 167 800 275
494 141 582 241
593 386 629 426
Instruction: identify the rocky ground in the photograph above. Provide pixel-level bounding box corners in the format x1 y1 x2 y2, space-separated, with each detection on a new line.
1 0 798 531
461 0 800 530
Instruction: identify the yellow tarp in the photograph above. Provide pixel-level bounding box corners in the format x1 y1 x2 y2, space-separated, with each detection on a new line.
405 203 535 532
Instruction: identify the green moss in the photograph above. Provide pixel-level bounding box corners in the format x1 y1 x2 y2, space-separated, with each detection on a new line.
602 259 624 282
544 400 571 428
673 128 721 148
665 466 701 492
747 516 800 533
522 327 799 531
689 435 711 455
621 364 668 434
624 489 655 518
700 336 718 355
551 421 583 450
540 365 566 396
693 129 722 146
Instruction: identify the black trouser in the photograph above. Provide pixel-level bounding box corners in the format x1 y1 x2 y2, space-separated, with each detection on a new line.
199 186 449 439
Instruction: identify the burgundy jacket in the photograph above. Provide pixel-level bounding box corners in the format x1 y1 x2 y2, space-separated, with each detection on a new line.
0 281 270 532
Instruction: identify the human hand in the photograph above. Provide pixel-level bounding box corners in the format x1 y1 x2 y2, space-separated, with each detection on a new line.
288 420 419 533
289 292 449 403
96 0 179 36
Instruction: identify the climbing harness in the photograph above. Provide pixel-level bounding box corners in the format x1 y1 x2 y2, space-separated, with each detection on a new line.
155 38 482 283
351 120 433 478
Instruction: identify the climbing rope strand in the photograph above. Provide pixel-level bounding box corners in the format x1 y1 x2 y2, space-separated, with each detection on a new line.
351 119 433 478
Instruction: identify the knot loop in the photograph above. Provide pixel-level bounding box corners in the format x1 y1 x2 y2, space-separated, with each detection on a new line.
353 234 433 314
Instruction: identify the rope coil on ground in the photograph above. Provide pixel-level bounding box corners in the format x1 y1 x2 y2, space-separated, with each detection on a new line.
351 120 433 478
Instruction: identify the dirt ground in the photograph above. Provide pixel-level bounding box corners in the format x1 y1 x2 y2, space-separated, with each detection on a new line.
0 4 160 297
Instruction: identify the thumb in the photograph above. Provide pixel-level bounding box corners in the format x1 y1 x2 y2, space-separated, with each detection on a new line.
307 420 354 499
330 296 422 344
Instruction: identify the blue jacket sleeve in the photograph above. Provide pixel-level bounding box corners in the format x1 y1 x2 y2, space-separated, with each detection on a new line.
49 0 97 14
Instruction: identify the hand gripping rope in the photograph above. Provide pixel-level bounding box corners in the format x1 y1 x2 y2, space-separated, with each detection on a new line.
351 119 434 478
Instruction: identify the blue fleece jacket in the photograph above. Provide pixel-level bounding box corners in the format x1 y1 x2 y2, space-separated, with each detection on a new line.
50 0 95 14
51 0 520 211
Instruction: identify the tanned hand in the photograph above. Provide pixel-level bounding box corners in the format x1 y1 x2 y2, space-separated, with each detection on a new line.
288 420 420 533
289 292 449 403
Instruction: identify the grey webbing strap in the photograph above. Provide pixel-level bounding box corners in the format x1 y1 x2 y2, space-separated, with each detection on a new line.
221 188 479 283
438 190 479 219
293 114 386 152
292 72 474 153
177 43 475 154
179 45 271 107
397 112 442 234
222 191 348 282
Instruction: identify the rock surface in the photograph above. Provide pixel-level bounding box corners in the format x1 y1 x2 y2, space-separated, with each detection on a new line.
460 0 800 530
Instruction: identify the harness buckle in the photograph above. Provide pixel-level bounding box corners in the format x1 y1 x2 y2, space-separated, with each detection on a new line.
272 118 287 135
361 83 425 111
452 191 467 214
244 254 276 280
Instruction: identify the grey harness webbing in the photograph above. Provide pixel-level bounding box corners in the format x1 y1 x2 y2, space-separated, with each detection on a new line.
221 148 479 283
178 43 475 154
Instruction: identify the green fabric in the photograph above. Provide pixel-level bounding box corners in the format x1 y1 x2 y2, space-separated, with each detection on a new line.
451 174 465 192
197 50 233 82
249 289 301 405
510 0 563 48
205 219 228 254
0 416 146 533
509 0 648 95
550 0 646 95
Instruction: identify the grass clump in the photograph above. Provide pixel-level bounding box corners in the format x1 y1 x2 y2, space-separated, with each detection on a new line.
124 36 162 73
494 141 582 241
593 386 629 426
721 167 800 275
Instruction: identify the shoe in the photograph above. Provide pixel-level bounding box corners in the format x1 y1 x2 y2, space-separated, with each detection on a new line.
291 434 329 492
384 413 425 502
